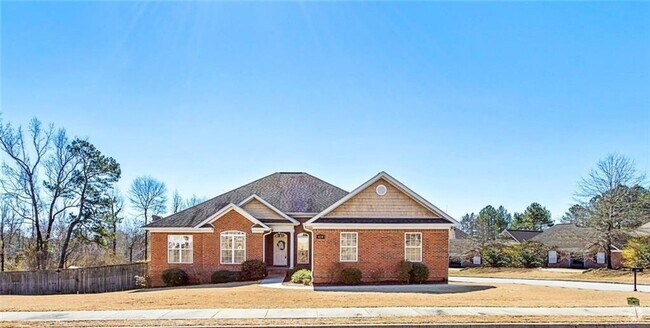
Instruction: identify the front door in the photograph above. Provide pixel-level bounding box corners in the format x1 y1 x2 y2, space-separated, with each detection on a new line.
273 233 288 266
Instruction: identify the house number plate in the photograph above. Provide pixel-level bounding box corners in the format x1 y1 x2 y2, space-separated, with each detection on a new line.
316 234 325 239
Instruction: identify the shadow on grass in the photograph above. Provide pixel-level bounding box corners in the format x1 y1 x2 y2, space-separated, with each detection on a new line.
313 283 495 294
129 280 260 293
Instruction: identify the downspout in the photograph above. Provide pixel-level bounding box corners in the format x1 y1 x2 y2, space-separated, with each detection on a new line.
302 224 315 284
262 230 273 265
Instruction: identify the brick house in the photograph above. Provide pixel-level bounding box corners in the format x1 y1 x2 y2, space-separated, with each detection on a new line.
143 172 458 286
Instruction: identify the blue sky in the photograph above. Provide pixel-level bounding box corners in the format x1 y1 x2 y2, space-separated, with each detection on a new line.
2 2 649 220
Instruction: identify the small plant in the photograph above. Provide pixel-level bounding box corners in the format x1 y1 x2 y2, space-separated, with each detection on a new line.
211 270 241 283
327 262 344 283
369 268 384 283
161 268 189 287
291 269 312 285
341 268 362 285
410 262 430 284
134 275 151 288
240 259 267 281
398 260 413 284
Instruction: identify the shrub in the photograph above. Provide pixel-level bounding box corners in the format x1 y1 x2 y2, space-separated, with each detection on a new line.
327 262 344 283
291 269 312 285
481 242 512 267
134 275 151 288
623 237 650 268
161 268 189 287
211 270 241 283
368 268 384 283
240 259 267 281
398 260 413 284
508 241 547 268
410 262 430 283
341 268 362 285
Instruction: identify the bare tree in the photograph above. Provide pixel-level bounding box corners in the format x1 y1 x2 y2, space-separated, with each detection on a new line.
0 118 54 269
105 189 124 255
171 190 183 213
129 176 166 260
0 197 23 271
577 154 647 269
185 195 205 208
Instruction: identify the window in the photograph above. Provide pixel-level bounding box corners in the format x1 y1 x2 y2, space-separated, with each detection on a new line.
297 233 310 264
596 252 606 264
167 235 193 264
404 233 422 262
472 256 481 265
221 231 246 264
340 232 358 262
548 251 557 264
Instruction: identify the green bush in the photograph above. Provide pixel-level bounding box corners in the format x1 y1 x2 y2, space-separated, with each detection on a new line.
623 237 650 268
481 242 512 267
410 262 430 283
508 241 547 268
240 259 267 281
398 260 413 284
291 269 312 285
161 268 189 287
341 268 362 285
211 270 241 283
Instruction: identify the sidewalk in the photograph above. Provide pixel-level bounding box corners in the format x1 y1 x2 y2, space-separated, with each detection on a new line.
1 307 646 321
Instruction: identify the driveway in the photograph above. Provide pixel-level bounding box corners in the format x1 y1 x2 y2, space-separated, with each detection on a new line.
449 276 650 293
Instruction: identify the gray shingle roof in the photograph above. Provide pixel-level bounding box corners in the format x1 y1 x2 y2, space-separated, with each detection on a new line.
501 229 542 242
145 172 348 228
530 223 599 252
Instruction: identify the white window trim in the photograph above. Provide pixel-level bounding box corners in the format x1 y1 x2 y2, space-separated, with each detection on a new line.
404 232 423 262
340 232 358 262
548 250 558 264
167 235 193 264
220 230 246 265
596 252 606 264
297 233 310 264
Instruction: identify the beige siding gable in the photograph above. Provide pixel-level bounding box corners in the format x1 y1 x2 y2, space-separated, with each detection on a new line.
241 198 286 221
325 178 441 218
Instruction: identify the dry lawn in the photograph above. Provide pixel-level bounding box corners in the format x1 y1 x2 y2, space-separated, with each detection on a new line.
449 267 649 284
1 316 647 327
1 282 648 312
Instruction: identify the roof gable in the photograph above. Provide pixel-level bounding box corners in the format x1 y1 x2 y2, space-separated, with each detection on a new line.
193 203 270 231
306 172 458 225
238 195 299 225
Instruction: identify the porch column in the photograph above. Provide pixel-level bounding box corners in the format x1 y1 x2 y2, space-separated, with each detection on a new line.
289 231 294 268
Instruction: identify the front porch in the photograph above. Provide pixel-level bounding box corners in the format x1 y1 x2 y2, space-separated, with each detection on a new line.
262 227 310 269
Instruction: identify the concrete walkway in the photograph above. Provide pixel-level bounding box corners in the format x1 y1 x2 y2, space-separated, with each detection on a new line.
1 307 646 321
259 273 310 290
449 276 650 293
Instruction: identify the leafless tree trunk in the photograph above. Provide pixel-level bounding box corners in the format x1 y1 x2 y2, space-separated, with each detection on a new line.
129 176 167 261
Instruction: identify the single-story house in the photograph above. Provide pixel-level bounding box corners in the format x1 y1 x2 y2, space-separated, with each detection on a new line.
449 227 479 267
499 229 542 243
143 172 458 286
530 223 622 269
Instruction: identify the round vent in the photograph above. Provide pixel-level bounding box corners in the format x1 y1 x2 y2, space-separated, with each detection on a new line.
376 184 387 196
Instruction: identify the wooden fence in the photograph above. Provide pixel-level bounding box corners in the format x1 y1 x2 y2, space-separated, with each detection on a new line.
0 262 148 295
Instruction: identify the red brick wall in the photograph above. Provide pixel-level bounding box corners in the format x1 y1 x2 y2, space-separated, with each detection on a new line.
149 210 264 287
311 229 448 284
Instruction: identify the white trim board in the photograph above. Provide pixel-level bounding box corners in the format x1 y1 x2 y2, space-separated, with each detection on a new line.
306 224 455 230
305 171 459 226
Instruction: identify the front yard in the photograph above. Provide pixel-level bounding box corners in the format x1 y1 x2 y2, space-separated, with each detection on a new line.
449 267 648 284
2 281 648 312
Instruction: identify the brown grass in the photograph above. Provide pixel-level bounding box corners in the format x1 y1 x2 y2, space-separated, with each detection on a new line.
1 316 646 327
449 267 649 284
2 282 648 312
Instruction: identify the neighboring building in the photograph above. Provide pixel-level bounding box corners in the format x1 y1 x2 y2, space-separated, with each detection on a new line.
530 223 621 269
499 229 542 243
143 171 457 286
449 227 479 267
